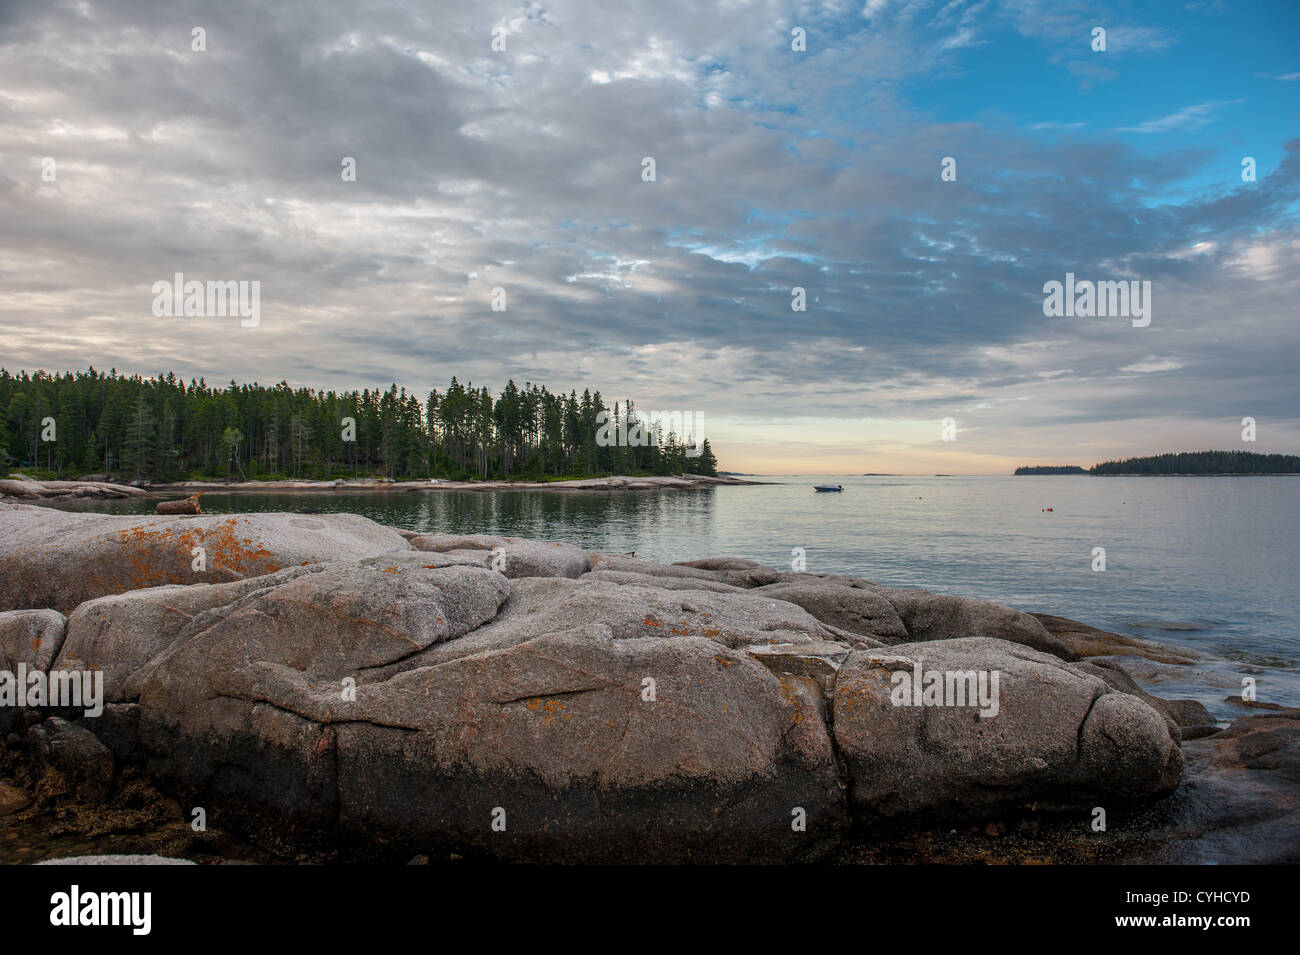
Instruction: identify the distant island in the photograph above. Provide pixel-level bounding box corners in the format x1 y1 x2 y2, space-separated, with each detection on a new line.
1091 451 1300 475
1015 451 1300 476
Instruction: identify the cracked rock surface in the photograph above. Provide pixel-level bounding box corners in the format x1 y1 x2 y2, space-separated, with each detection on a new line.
0 502 410 613
0 504 1231 862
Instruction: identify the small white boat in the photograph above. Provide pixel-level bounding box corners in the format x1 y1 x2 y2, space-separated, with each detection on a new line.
814 484 843 492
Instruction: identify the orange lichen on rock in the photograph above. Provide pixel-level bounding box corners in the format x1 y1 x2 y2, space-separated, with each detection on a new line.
113 518 281 588
832 677 876 720
196 519 281 576
524 698 569 726
778 676 805 724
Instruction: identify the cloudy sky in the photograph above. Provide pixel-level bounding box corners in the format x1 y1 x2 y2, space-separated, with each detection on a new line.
2 0 1297 474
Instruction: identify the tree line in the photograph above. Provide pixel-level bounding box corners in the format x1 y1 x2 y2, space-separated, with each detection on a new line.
1088 450 1300 475
1013 465 1087 475
1015 451 1300 476
0 368 719 483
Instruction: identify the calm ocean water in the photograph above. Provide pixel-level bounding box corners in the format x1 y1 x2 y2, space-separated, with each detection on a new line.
45 475 1300 718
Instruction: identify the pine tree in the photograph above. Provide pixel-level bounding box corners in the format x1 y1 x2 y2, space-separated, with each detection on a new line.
695 439 718 477
121 393 157 482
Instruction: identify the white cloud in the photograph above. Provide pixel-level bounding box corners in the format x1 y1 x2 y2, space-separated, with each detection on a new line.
1120 358 1184 374
939 28 979 50
1113 99 1244 134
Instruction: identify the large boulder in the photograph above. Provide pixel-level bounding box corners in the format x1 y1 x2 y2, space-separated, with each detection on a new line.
0 504 410 613
752 580 909 642
0 608 67 673
0 609 68 733
832 637 1183 819
53 566 328 703
1071 658 1214 732
335 629 846 862
135 562 846 862
879 588 1072 658
136 562 509 695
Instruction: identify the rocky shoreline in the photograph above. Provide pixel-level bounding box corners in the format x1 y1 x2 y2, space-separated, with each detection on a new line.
0 473 760 504
0 476 148 501
154 474 764 493
1 502 1295 864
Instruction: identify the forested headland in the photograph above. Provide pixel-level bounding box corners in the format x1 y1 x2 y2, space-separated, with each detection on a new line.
1015 451 1300 476
1088 450 1300 475
0 368 719 483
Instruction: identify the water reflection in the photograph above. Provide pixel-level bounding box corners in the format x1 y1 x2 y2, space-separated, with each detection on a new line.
47 489 719 557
